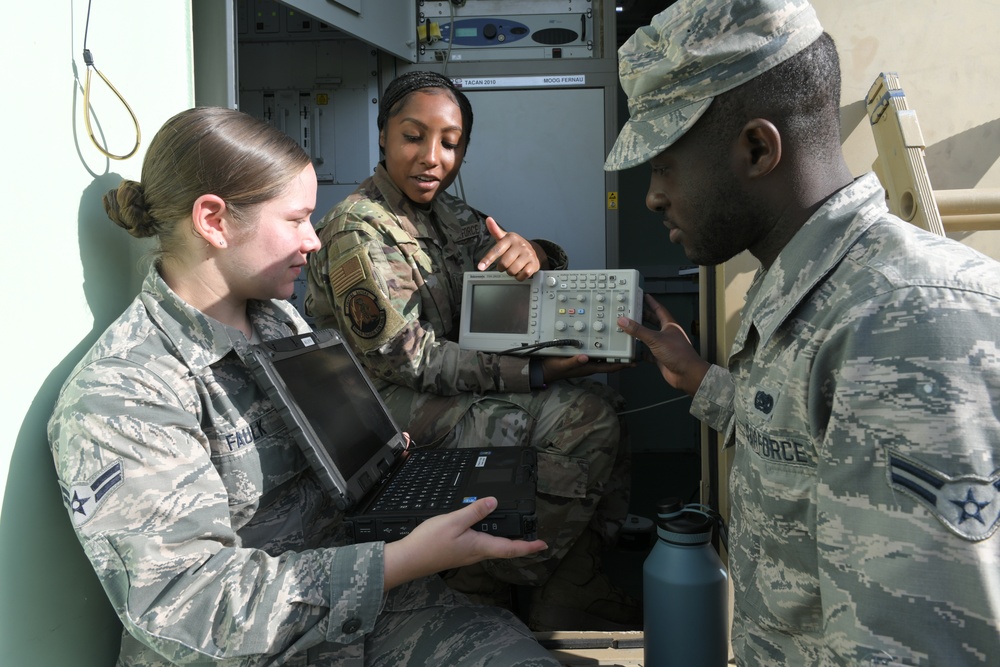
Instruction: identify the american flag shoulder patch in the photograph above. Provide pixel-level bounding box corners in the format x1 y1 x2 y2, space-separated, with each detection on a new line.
330 253 368 297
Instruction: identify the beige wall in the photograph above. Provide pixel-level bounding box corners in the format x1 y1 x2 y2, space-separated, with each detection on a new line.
720 0 1000 363
0 2 194 665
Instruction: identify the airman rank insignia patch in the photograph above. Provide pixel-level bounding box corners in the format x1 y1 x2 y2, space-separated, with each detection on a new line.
344 287 387 339
60 459 124 526
886 447 1000 541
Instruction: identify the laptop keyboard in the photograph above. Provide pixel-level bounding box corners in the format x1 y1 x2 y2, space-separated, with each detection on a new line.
371 449 475 511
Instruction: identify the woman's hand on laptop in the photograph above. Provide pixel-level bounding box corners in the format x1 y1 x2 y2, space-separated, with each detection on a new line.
382 496 547 592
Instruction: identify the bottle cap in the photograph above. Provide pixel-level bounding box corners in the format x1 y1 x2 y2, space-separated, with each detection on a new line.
655 498 714 545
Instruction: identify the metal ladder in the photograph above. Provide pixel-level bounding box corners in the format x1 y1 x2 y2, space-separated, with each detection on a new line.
867 72 1000 235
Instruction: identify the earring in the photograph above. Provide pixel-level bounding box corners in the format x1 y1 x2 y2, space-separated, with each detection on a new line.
219 240 226 248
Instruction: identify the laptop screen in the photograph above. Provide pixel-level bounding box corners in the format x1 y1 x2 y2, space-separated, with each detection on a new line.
247 329 538 540
271 338 398 480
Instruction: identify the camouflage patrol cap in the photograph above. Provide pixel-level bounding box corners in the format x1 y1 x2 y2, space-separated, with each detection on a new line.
604 0 824 171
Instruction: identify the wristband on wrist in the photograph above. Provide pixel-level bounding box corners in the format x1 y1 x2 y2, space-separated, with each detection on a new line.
529 357 547 390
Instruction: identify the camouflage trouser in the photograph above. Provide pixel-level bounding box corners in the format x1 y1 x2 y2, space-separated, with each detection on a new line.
366 578 560 666
382 378 631 586
116 577 558 666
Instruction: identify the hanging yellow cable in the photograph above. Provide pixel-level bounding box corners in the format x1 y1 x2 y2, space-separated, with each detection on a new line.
81 0 140 160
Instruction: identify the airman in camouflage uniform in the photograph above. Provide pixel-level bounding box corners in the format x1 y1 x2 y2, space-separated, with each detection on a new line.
306 164 634 625
608 0 1000 664
305 72 636 631
49 268 559 667
48 106 559 667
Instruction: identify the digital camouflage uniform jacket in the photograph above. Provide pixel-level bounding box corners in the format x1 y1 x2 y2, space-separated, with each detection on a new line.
691 173 1000 665
48 267 553 667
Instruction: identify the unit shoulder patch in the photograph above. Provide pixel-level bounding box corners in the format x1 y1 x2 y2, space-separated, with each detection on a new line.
344 287 387 340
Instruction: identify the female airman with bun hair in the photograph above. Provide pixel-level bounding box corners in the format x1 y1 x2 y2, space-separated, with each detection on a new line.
50 106 557 667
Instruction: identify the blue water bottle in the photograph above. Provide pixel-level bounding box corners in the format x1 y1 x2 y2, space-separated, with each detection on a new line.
643 498 729 666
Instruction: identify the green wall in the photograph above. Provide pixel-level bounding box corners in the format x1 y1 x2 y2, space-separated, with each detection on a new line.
0 2 194 664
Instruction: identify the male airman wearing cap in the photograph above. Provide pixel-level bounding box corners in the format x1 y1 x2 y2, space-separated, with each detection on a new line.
609 0 1000 664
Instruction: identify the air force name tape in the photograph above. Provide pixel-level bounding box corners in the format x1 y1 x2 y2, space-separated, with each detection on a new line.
887 448 1000 542
60 459 124 526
